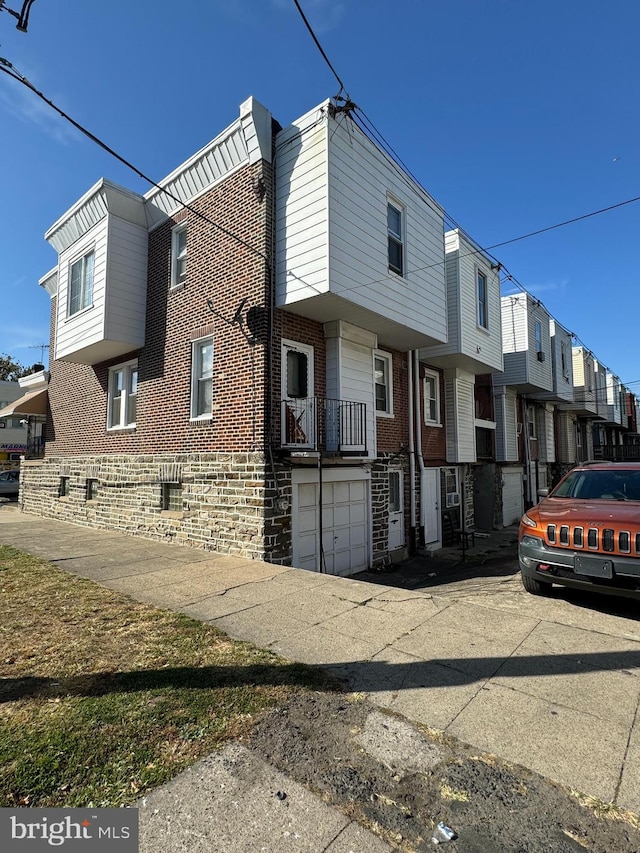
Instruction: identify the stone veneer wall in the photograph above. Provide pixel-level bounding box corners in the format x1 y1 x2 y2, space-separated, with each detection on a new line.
19 453 274 559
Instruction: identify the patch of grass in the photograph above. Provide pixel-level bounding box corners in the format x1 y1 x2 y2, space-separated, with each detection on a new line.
570 790 640 829
0 545 339 807
439 783 469 802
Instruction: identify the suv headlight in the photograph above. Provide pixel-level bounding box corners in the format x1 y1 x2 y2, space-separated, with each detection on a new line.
521 512 538 529
520 534 543 548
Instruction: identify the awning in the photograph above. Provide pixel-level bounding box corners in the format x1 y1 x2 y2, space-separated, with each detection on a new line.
0 388 48 417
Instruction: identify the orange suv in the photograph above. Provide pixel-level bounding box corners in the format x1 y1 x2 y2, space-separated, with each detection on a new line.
518 461 640 600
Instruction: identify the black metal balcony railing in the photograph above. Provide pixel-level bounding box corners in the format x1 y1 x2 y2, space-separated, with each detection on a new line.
26 436 45 459
282 397 367 454
593 445 640 462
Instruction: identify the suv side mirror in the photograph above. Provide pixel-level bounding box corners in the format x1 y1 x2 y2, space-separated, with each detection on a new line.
537 488 549 498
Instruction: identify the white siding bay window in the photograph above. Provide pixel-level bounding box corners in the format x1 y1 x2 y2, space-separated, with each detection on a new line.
68 250 95 316
108 360 138 429
191 337 213 419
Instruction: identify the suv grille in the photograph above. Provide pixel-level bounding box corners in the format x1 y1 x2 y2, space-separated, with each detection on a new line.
546 523 636 555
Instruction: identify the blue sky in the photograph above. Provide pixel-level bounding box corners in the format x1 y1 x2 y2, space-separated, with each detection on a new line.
1 0 638 388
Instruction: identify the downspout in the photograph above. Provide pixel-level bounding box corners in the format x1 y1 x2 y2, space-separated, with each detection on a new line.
407 352 416 550
522 395 532 509
413 350 426 545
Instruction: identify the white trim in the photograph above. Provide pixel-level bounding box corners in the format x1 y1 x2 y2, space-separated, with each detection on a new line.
374 350 394 417
386 196 405 278
190 335 214 421
476 265 489 331
107 359 138 431
423 368 440 425
171 222 188 290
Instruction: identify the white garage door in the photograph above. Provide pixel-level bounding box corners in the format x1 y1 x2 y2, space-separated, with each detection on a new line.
502 467 524 526
294 476 369 576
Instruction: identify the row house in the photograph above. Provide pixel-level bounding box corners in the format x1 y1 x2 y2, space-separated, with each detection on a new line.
13 95 509 575
493 303 640 519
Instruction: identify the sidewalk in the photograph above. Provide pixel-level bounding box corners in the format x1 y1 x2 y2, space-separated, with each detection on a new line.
2 505 640 848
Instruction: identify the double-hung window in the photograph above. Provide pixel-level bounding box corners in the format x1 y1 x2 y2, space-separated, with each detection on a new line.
424 369 440 425
561 341 569 380
374 351 393 416
68 250 95 316
477 269 488 329
534 320 542 355
108 360 138 429
171 224 187 289
387 201 404 276
191 337 213 419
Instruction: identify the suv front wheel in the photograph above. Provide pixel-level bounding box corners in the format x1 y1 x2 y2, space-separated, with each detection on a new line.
521 573 552 596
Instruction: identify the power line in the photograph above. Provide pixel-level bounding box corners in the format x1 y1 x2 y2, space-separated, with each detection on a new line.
0 58 269 266
292 0 348 99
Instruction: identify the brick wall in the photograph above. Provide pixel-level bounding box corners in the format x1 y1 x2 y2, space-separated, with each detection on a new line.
46 161 272 457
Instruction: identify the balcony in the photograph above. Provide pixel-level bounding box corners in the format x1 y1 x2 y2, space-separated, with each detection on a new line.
282 397 367 455
593 445 640 462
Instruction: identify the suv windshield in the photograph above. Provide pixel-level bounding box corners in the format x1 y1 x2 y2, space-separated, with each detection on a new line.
553 469 640 501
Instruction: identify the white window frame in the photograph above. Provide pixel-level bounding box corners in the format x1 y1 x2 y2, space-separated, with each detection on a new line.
191 336 213 421
534 319 542 355
423 369 441 426
374 350 393 417
561 340 569 380
171 223 188 289
107 359 138 430
387 199 405 277
476 268 488 330
68 248 95 317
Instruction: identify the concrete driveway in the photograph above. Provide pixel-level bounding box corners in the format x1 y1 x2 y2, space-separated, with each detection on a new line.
1 505 639 815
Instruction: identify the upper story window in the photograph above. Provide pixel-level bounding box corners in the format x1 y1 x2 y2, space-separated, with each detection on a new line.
424 369 441 425
477 269 488 329
561 341 569 380
108 360 138 430
68 249 95 316
171 224 187 289
374 351 393 416
387 201 404 277
191 336 213 419
534 319 542 354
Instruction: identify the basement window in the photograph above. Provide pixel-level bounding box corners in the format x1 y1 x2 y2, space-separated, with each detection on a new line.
58 476 70 498
86 478 99 501
162 482 183 512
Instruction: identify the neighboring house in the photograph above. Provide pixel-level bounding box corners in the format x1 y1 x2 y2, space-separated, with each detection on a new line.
0 372 48 467
564 346 599 463
493 294 553 519
419 229 503 538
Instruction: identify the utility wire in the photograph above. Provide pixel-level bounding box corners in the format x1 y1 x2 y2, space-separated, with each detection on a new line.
0 58 269 265
292 0 348 98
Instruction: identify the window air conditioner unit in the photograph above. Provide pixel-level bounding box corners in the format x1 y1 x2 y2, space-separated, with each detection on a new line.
446 492 460 507
537 350 545 362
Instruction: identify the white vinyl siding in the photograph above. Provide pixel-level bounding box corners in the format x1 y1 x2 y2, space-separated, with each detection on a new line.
496 295 553 392
275 103 447 351
54 214 147 365
421 231 503 373
494 386 519 462
444 369 476 463
535 405 555 463
324 321 376 458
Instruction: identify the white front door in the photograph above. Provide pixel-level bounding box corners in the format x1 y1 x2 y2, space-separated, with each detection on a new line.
421 467 440 545
388 470 404 551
